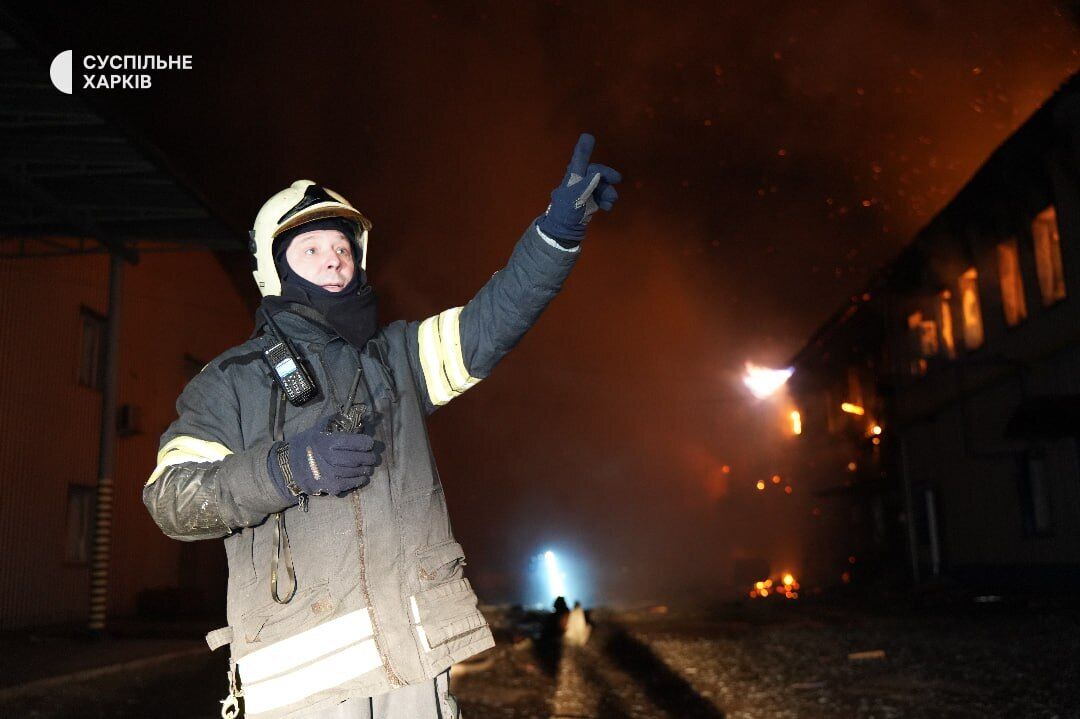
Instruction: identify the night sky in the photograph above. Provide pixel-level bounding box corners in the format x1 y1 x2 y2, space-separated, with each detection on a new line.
10 1 1080 604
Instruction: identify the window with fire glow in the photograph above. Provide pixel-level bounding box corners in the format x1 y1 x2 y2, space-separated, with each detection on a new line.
996 239 1027 327
938 291 956 359
959 268 984 350
907 311 937 375
1032 206 1066 306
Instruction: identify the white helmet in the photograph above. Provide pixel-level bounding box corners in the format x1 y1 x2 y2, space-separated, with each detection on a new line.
250 180 373 297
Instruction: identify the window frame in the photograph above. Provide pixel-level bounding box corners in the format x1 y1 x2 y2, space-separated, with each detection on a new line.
64 484 97 565
995 238 1028 328
1032 206 1066 307
77 306 107 390
1017 452 1054 539
958 267 985 352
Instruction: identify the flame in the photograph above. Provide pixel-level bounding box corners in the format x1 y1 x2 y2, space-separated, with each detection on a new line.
750 573 799 600
841 402 865 415
790 410 802 435
742 362 794 399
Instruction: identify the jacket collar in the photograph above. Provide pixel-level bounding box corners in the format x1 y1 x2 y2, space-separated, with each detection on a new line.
254 302 339 345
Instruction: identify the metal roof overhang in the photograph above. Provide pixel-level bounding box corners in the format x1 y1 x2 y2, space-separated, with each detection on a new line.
0 26 240 261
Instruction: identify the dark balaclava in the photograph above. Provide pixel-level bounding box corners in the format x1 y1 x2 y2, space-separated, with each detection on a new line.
259 217 379 349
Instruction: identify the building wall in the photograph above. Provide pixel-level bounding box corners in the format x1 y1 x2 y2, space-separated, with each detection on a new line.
889 84 1080 585
0 246 251 629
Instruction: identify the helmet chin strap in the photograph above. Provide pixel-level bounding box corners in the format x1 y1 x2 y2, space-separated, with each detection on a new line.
357 228 369 271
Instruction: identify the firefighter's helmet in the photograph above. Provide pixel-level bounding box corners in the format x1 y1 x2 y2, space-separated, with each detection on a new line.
250 180 372 297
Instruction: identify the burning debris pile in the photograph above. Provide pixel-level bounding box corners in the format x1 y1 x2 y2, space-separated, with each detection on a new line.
749 572 800 600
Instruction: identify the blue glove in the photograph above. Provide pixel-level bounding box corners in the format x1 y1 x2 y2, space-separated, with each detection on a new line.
537 133 622 244
267 414 377 503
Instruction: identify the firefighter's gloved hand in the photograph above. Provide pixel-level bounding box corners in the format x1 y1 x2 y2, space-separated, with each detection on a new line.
267 418 377 502
537 133 622 246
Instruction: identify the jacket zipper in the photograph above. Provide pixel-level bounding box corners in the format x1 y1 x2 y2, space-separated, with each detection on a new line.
350 488 406 688
315 341 406 686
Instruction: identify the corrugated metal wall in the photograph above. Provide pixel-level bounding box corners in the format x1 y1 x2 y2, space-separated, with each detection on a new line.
0 245 251 629
0 251 108 628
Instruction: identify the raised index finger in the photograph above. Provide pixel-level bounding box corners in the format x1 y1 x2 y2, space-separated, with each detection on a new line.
567 133 595 177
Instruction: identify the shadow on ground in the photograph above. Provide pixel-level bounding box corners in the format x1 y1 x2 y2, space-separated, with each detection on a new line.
599 624 725 718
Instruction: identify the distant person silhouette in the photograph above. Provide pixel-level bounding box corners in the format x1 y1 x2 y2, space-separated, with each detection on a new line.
564 601 591 646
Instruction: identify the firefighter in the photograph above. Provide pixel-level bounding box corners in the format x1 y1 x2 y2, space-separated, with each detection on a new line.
143 134 620 718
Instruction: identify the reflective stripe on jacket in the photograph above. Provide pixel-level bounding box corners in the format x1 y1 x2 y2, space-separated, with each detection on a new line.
142 221 580 718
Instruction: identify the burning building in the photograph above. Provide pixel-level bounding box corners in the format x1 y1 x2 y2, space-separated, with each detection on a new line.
788 72 1080 591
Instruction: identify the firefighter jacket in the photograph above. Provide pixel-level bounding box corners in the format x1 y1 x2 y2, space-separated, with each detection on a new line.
143 221 580 718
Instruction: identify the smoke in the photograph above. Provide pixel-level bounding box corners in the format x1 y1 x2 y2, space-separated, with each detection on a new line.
10 0 1079 603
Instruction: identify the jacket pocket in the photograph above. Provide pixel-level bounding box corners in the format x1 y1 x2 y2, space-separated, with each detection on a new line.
410 578 488 650
417 540 466 587
239 581 334 647
224 530 256 590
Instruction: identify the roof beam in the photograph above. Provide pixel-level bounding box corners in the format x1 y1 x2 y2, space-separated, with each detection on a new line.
5 170 138 262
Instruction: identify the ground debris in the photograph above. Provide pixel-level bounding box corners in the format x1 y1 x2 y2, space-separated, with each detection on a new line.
790 680 828 690
623 601 1077 718
454 601 1078 719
